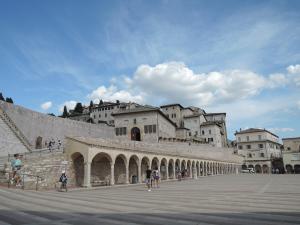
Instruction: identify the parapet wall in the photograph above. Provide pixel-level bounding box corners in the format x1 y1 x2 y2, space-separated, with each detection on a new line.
0 101 114 149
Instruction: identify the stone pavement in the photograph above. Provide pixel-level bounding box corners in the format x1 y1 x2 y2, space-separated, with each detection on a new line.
0 174 300 225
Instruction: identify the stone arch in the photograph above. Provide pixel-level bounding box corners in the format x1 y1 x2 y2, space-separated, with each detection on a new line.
191 161 195 178
248 164 254 169
141 156 150 181
209 162 213 175
181 160 186 171
175 159 180 171
255 164 262 173
196 161 199 178
168 159 175 179
200 161 203 176
71 152 84 187
91 152 112 186
151 157 159 170
262 164 269 174
294 165 300 174
114 154 127 184
242 164 247 170
129 155 139 184
286 164 293 174
131 127 141 141
160 158 168 180
187 160 192 178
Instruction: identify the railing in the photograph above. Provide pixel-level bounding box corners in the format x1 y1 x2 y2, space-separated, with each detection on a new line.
0 107 32 152
5 171 43 191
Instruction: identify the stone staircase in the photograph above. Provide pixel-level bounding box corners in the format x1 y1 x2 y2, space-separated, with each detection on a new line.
0 107 32 154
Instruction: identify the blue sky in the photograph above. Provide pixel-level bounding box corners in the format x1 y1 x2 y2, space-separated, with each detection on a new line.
0 0 300 140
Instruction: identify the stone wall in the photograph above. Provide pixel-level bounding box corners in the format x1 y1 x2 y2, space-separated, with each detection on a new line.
0 101 114 151
3 151 76 190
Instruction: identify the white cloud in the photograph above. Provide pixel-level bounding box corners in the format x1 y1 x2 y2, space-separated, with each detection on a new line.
267 73 289 88
287 64 300 74
268 127 295 133
129 62 267 106
87 85 143 103
59 100 77 113
40 101 52 110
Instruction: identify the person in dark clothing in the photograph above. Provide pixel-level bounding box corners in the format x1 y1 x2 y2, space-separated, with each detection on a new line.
59 170 68 192
145 167 152 192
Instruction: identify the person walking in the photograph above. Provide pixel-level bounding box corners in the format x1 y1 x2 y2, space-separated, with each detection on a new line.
145 167 152 192
153 167 160 188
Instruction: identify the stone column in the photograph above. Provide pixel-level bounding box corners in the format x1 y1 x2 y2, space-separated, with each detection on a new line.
172 162 176 179
110 163 115 186
83 162 91 188
166 164 169 180
125 164 129 184
138 162 142 183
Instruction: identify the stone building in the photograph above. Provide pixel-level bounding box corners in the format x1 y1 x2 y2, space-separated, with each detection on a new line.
235 128 282 173
282 137 300 173
112 106 177 143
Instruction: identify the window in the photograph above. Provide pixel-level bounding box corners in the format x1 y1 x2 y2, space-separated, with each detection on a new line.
246 145 251 149
93 115 96 119
144 125 148 134
122 127 127 135
246 136 249 141
189 132 191 136
238 137 241 142
105 113 107 118
115 128 119 136
202 130 205 135
134 118 136 124
238 145 243 150
149 125 152 133
174 114 176 118
248 153 252 158
209 130 211 135
195 131 198 136
153 124 156 133
287 147 291 150
258 144 264 148
260 153 265 157
116 127 126 136
258 135 262 140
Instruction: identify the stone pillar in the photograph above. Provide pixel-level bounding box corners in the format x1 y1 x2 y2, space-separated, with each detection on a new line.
172 162 176 179
110 163 115 186
138 162 142 183
125 164 129 184
166 164 169 180
83 162 91 188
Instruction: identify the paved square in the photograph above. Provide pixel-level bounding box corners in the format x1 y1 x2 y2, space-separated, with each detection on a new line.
0 175 300 225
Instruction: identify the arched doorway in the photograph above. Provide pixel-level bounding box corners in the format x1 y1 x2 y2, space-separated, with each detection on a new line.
131 127 141 141
151 157 159 170
129 155 139 184
168 159 174 179
255 164 262 173
187 160 191 178
114 154 127 184
71 152 84 187
91 152 112 186
262 164 269 174
160 158 167 180
35 136 43 149
294 165 300 174
141 157 150 181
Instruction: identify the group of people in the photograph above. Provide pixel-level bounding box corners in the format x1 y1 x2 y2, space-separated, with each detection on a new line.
145 167 160 191
10 154 22 187
45 139 62 151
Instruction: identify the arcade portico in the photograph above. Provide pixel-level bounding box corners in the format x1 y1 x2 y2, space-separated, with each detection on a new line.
65 137 242 187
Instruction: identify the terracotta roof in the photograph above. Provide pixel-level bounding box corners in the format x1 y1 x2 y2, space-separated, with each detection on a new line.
235 128 279 138
112 106 177 127
160 103 184 109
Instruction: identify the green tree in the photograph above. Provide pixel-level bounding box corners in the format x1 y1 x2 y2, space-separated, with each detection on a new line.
62 105 69 118
5 97 13 104
47 113 55 116
0 92 4 101
74 102 83 114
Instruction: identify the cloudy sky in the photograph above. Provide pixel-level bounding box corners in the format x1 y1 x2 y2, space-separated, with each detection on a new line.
0 0 300 139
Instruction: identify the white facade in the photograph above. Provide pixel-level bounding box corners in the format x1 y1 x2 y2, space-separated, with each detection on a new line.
282 137 300 173
200 123 223 147
235 128 282 173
